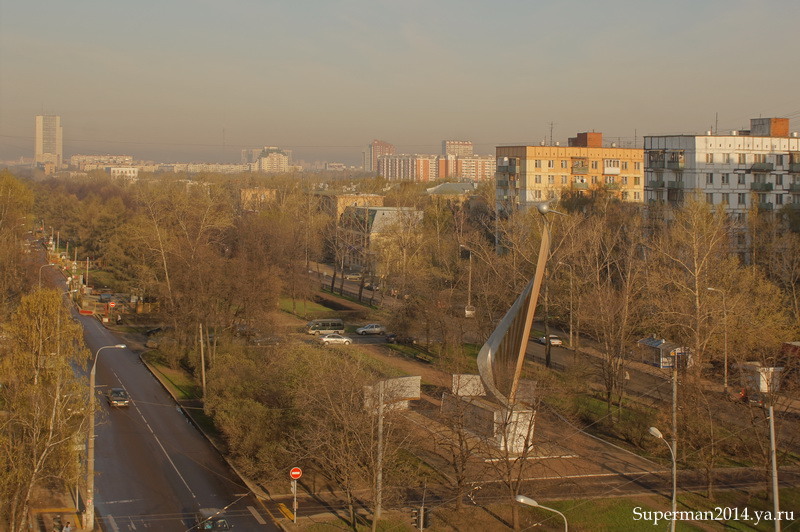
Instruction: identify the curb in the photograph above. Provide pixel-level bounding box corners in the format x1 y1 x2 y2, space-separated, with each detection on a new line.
137 352 286 530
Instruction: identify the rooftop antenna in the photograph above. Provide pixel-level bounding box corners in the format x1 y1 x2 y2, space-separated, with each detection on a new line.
548 122 555 145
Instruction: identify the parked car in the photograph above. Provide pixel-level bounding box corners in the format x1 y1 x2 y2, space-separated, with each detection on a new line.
364 282 381 291
537 335 563 346
356 324 386 335
343 272 362 281
195 508 231 530
386 333 417 345
319 333 352 346
107 388 130 407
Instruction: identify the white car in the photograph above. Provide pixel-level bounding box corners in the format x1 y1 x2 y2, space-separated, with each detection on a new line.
319 333 352 346
538 335 563 346
356 324 385 335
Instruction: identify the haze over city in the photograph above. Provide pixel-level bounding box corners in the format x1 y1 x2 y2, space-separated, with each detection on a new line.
1 0 799 164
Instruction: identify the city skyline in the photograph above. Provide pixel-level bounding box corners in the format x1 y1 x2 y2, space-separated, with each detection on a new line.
1 0 799 165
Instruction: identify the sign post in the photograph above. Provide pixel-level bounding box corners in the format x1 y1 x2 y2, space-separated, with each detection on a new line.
290 467 302 524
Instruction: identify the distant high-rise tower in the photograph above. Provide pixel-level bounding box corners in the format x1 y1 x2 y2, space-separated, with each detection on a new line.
367 140 395 172
442 140 473 158
35 115 63 167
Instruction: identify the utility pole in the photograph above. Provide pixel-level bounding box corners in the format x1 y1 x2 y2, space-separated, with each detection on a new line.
769 404 781 532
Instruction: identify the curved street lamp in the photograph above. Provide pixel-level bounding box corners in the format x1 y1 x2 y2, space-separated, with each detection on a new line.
38 262 55 288
515 495 568 531
649 426 677 532
86 344 127 531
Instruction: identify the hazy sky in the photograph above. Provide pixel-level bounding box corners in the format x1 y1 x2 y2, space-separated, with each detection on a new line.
1 0 798 165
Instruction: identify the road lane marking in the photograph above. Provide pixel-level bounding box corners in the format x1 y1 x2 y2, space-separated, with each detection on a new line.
248 506 267 524
106 515 120 532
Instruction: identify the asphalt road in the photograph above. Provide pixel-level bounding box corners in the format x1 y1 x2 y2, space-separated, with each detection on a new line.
76 312 279 531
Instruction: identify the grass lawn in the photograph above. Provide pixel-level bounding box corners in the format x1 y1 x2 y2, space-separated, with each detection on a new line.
142 352 202 400
279 297 333 317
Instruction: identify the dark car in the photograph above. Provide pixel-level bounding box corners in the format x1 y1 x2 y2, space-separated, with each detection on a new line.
107 388 130 407
386 333 417 345
195 508 231 530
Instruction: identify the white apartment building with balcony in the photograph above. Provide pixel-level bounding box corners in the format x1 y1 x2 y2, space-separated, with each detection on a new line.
644 118 800 216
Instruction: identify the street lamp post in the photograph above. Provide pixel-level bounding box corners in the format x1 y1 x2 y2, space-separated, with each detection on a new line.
557 261 574 352
515 495 568 531
706 287 729 392
86 344 126 531
649 426 677 532
38 262 55 288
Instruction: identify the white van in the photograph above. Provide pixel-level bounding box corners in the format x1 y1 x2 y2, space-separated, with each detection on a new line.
306 319 345 335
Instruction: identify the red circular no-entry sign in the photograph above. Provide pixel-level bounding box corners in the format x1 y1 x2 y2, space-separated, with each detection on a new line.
109 301 116 308
289 467 302 480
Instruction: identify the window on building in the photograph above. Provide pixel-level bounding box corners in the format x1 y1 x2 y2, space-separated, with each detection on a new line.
634 162 641 170
776 174 783 186
634 176 641 186
722 173 729 184
622 191 629 200
722 193 729 205
622 176 628 185
634 191 641 200
706 153 714 164
591 161 598 169
548 160 554 168
605 176 615 184
706 193 714 204
548 175 554 184
723 153 731 164
561 160 568 168
622 161 629 170
758 193 768 204
534 189 542 199
561 175 567 184
776 155 784 166
548 190 556 199
776 194 783 205
706 173 714 184
738 193 746 205
754 153 766 163
591 176 598 184
738 153 747 164
535 175 542 184
738 174 746 185
534 160 542 168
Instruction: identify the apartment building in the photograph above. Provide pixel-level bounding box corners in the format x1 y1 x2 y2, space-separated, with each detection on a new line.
644 118 800 216
339 205 422 272
495 132 644 213
366 140 396 172
442 140 474 158
377 154 440 182
34 115 63 168
70 154 133 170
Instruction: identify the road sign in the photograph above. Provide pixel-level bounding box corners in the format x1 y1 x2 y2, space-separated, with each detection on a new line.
290 467 302 480
109 301 116 308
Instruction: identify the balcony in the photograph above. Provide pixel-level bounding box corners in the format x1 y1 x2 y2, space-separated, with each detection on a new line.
789 163 800 173
667 181 684 189
751 162 774 172
750 182 773 192
603 167 621 175
647 160 666 169
572 182 589 190
757 202 774 212
571 166 589 175
667 161 685 170
649 180 665 189
789 183 800 193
